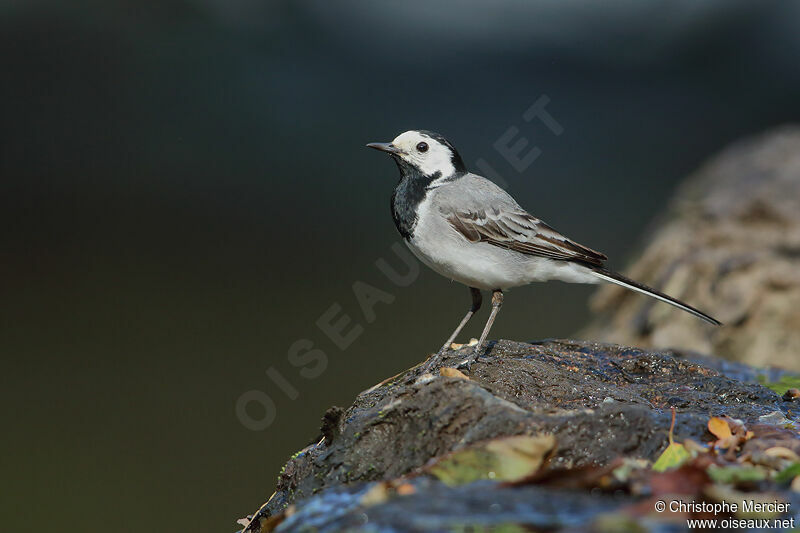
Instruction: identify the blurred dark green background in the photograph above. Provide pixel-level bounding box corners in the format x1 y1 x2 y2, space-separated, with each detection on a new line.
3 1 800 531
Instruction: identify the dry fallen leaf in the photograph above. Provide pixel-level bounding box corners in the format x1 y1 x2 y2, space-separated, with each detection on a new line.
360 481 391 506
396 482 416 495
708 417 733 440
708 416 752 451
359 479 417 506
427 434 556 486
440 367 470 380
450 338 478 350
764 446 800 461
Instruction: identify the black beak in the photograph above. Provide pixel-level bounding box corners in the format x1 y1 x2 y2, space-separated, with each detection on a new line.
366 142 405 155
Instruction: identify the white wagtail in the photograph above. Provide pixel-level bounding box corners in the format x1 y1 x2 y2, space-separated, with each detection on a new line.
367 130 720 371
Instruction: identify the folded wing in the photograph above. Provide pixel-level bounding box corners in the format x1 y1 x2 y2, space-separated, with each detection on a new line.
446 206 608 267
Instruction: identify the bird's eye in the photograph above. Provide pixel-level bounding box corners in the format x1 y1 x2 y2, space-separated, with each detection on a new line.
416 142 429 153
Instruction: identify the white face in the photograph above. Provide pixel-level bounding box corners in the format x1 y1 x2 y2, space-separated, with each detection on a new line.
391 131 455 177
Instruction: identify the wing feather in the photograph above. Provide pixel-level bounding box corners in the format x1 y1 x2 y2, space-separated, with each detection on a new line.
446 207 607 267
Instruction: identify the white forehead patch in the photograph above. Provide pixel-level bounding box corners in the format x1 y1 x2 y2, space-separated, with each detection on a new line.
391 130 456 178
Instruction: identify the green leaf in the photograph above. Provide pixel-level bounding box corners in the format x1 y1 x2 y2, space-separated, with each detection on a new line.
652 442 691 472
707 465 768 484
775 462 800 484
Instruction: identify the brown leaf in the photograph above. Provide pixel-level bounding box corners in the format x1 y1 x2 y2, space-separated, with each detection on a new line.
708 417 733 440
708 416 752 452
450 338 478 350
396 482 416 495
439 367 470 380
764 446 800 461
361 481 391 506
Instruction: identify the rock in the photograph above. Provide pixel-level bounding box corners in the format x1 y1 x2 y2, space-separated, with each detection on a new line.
241 340 800 531
583 126 800 371
262 479 650 533
250 475 800 533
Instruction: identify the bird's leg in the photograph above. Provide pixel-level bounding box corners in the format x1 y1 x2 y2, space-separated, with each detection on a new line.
419 287 481 374
439 287 482 353
459 289 503 370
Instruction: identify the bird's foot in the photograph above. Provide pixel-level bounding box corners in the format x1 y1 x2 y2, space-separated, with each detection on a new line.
422 339 488 375
455 342 496 371
455 348 482 372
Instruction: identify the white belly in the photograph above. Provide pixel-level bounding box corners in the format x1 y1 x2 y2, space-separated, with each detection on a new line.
407 199 598 290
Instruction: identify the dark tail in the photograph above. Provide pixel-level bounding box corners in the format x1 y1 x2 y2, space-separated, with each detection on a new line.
590 268 721 326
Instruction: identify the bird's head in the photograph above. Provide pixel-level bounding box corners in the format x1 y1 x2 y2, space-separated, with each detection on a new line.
367 130 466 178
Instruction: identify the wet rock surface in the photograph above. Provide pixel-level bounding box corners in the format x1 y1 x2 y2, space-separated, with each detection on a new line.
241 340 800 532
255 476 800 533
271 479 649 533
